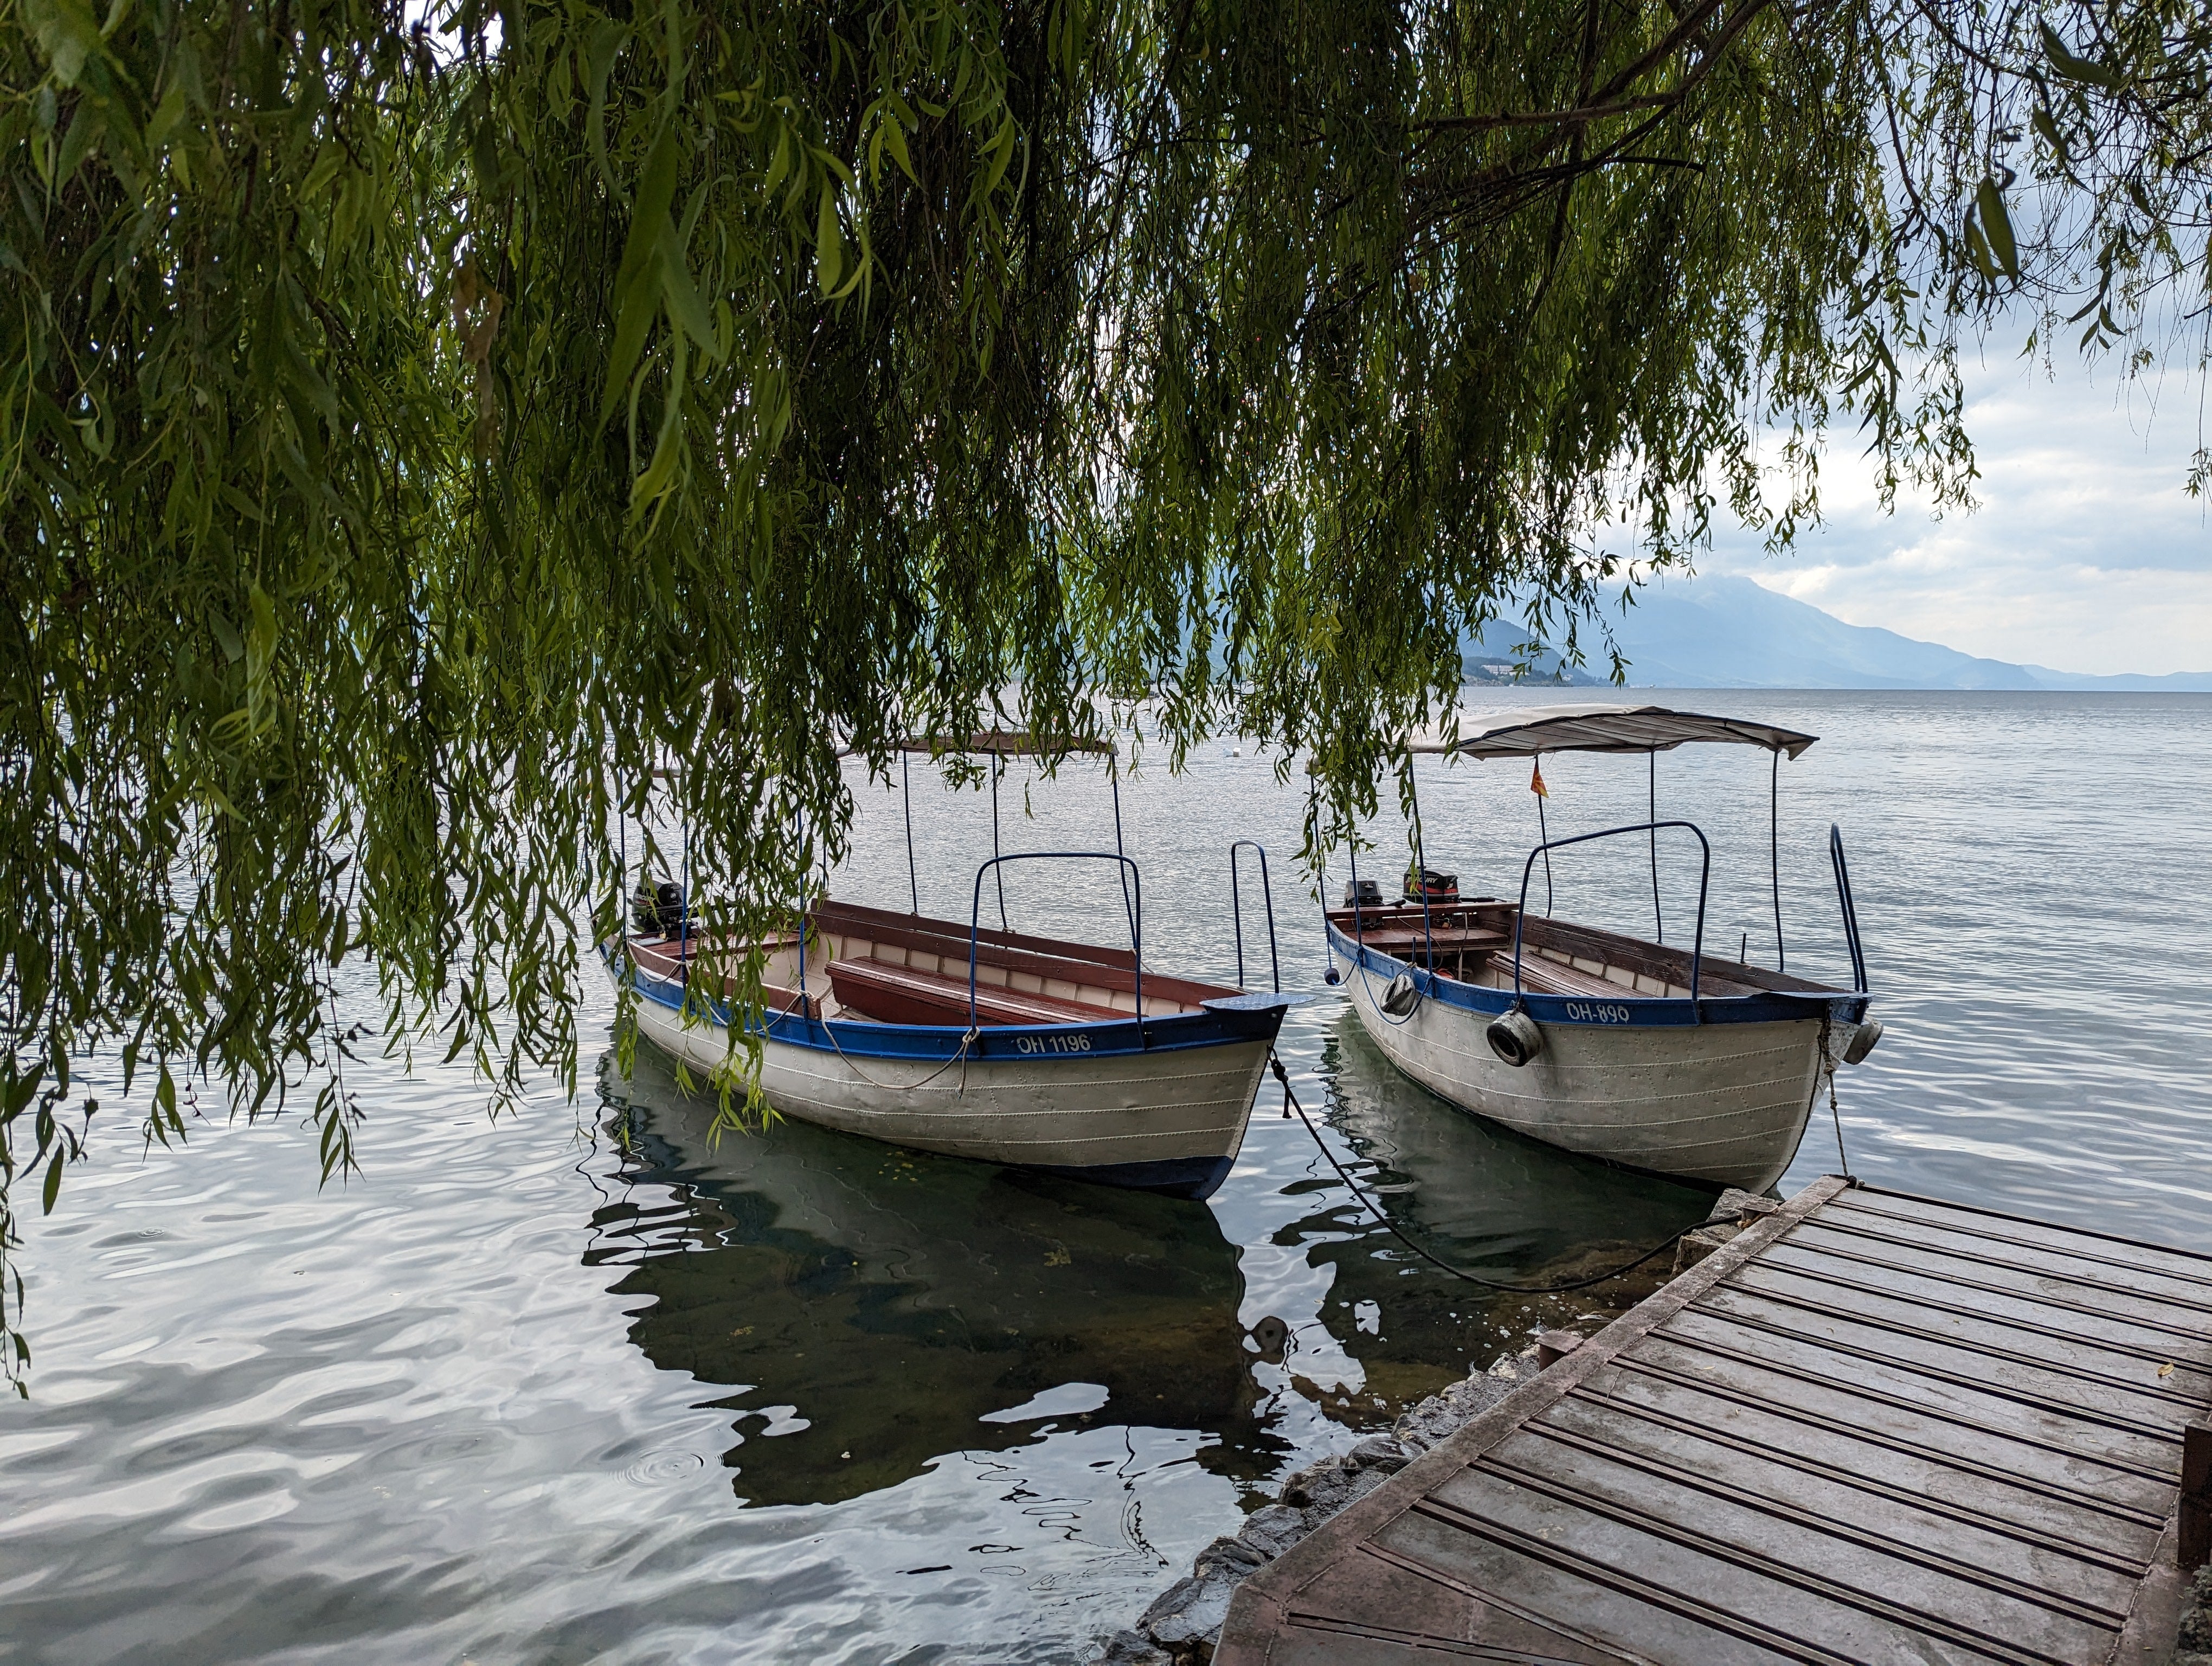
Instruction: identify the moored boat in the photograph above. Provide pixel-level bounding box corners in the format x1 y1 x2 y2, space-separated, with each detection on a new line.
1327 704 1881 1193
605 732 1296 1200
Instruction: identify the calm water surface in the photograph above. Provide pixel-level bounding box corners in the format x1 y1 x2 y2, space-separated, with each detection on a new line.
5 692 2209 1663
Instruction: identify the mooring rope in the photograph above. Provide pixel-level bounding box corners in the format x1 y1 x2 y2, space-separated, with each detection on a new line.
1818 1008 1851 1178
812 1005 981 1093
1266 1050 1705 1296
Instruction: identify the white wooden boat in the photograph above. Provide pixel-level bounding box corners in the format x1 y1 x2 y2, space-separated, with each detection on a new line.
1328 705 1880 1193
605 733 1295 1200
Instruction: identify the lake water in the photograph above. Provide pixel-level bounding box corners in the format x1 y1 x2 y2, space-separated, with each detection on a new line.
5 691 2209 1664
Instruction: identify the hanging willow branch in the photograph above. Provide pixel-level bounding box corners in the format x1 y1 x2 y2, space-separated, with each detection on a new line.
3 0 2208 1391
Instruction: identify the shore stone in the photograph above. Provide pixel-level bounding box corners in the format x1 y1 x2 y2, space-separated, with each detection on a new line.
1101 1342 1548 1663
2176 1564 2212 1660
1348 1434 1408 1471
1095 1627 1174 1665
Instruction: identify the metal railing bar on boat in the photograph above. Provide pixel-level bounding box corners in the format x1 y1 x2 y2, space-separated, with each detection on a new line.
1772 748 1786 971
1228 840 1282 992
989 756 1009 932
1830 823 1868 994
1110 765 1139 960
902 750 920 914
1535 761 1554 913
1649 748 1663 945
1407 766 1436 973
968 852 1145 1043
1513 821 1710 1018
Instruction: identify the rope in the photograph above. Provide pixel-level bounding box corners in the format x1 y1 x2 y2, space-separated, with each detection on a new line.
809 1002 981 1093
1268 1052 1703 1295
1819 1008 1851 1177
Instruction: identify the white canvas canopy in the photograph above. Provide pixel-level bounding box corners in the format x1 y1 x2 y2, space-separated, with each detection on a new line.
1408 703 1817 761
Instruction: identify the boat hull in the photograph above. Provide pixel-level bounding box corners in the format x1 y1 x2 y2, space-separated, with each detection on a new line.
1329 920 1864 1192
618 954 1278 1200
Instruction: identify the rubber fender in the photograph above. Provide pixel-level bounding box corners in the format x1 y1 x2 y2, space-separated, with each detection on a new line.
1380 972 1422 1017
1487 1008 1544 1067
1322 963 1342 986
1842 1016 1883 1065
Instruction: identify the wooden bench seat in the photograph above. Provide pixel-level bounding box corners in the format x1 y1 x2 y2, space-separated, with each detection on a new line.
811 900 1232 1010
828 956 1125 1028
1497 952 1649 999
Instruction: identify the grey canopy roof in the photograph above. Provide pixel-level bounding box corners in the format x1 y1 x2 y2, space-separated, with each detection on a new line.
1407 703 1818 761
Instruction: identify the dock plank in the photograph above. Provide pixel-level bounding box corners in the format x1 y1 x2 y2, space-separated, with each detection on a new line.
1217 1179 2212 1666
1572 1368 2169 1559
1686 1285 2198 1440
1533 1389 2145 1608
1766 1226 2212 1344
1720 1258 2212 1391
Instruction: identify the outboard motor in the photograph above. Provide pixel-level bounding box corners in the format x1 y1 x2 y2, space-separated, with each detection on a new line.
1403 866 1459 904
631 876 687 937
1341 877 1382 909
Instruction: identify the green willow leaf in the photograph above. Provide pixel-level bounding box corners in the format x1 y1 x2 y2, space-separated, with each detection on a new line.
815 178 843 296
1976 177 2021 280
5 0 2211 1398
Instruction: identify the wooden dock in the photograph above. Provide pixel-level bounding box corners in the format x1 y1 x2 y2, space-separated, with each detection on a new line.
1217 1176 2212 1665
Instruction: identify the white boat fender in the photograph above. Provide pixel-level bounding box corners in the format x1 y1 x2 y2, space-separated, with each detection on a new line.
1380 972 1422 1017
1842 1015 1883 1065
1486 1006 1544 1067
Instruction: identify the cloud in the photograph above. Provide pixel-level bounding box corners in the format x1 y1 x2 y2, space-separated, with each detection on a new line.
1700 343 2212 676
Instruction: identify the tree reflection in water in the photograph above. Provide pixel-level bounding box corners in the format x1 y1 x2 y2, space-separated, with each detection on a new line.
587 1018 1720 1511
589 1048 1274 1509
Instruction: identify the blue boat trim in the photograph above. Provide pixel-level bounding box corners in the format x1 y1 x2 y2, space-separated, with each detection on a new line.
606 941 1287 1060
1324 919 1869 1028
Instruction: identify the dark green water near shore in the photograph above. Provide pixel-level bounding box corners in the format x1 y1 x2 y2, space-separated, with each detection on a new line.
4 692 2208 1663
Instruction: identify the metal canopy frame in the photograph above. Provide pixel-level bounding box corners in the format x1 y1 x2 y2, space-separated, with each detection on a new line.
1366 703 1818 974
878 729 1132 945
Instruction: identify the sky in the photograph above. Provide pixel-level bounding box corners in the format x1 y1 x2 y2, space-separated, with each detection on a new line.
1696 337 2212 677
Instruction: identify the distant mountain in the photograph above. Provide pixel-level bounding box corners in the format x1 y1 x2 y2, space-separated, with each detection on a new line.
1466 574 2212 691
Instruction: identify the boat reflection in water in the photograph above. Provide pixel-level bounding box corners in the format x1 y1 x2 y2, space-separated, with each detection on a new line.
590 1048 1273 1509
1266 1015 1719 1422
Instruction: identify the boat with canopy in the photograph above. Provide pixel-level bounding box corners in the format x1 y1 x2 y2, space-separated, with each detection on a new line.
1324 703 1881 1193
604 731 1297 1200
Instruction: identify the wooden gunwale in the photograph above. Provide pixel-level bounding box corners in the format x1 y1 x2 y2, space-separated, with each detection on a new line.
1323 900 1847 999
619 898 1236 1023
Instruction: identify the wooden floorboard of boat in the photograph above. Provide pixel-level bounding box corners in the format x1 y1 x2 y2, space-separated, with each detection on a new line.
1216 1177 2212 1666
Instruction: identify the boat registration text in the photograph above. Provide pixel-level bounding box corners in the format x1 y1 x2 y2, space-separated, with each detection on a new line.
1561 1000 1634 1024
1014 1033 1094 1054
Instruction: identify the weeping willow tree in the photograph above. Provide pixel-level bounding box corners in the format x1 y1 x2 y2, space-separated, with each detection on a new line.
4 0 2207 1386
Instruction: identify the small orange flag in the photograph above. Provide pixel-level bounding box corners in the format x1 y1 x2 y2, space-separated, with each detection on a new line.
1530 758 1549 798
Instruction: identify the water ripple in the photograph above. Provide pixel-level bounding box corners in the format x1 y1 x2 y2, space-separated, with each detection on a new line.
3 691 2206 1663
